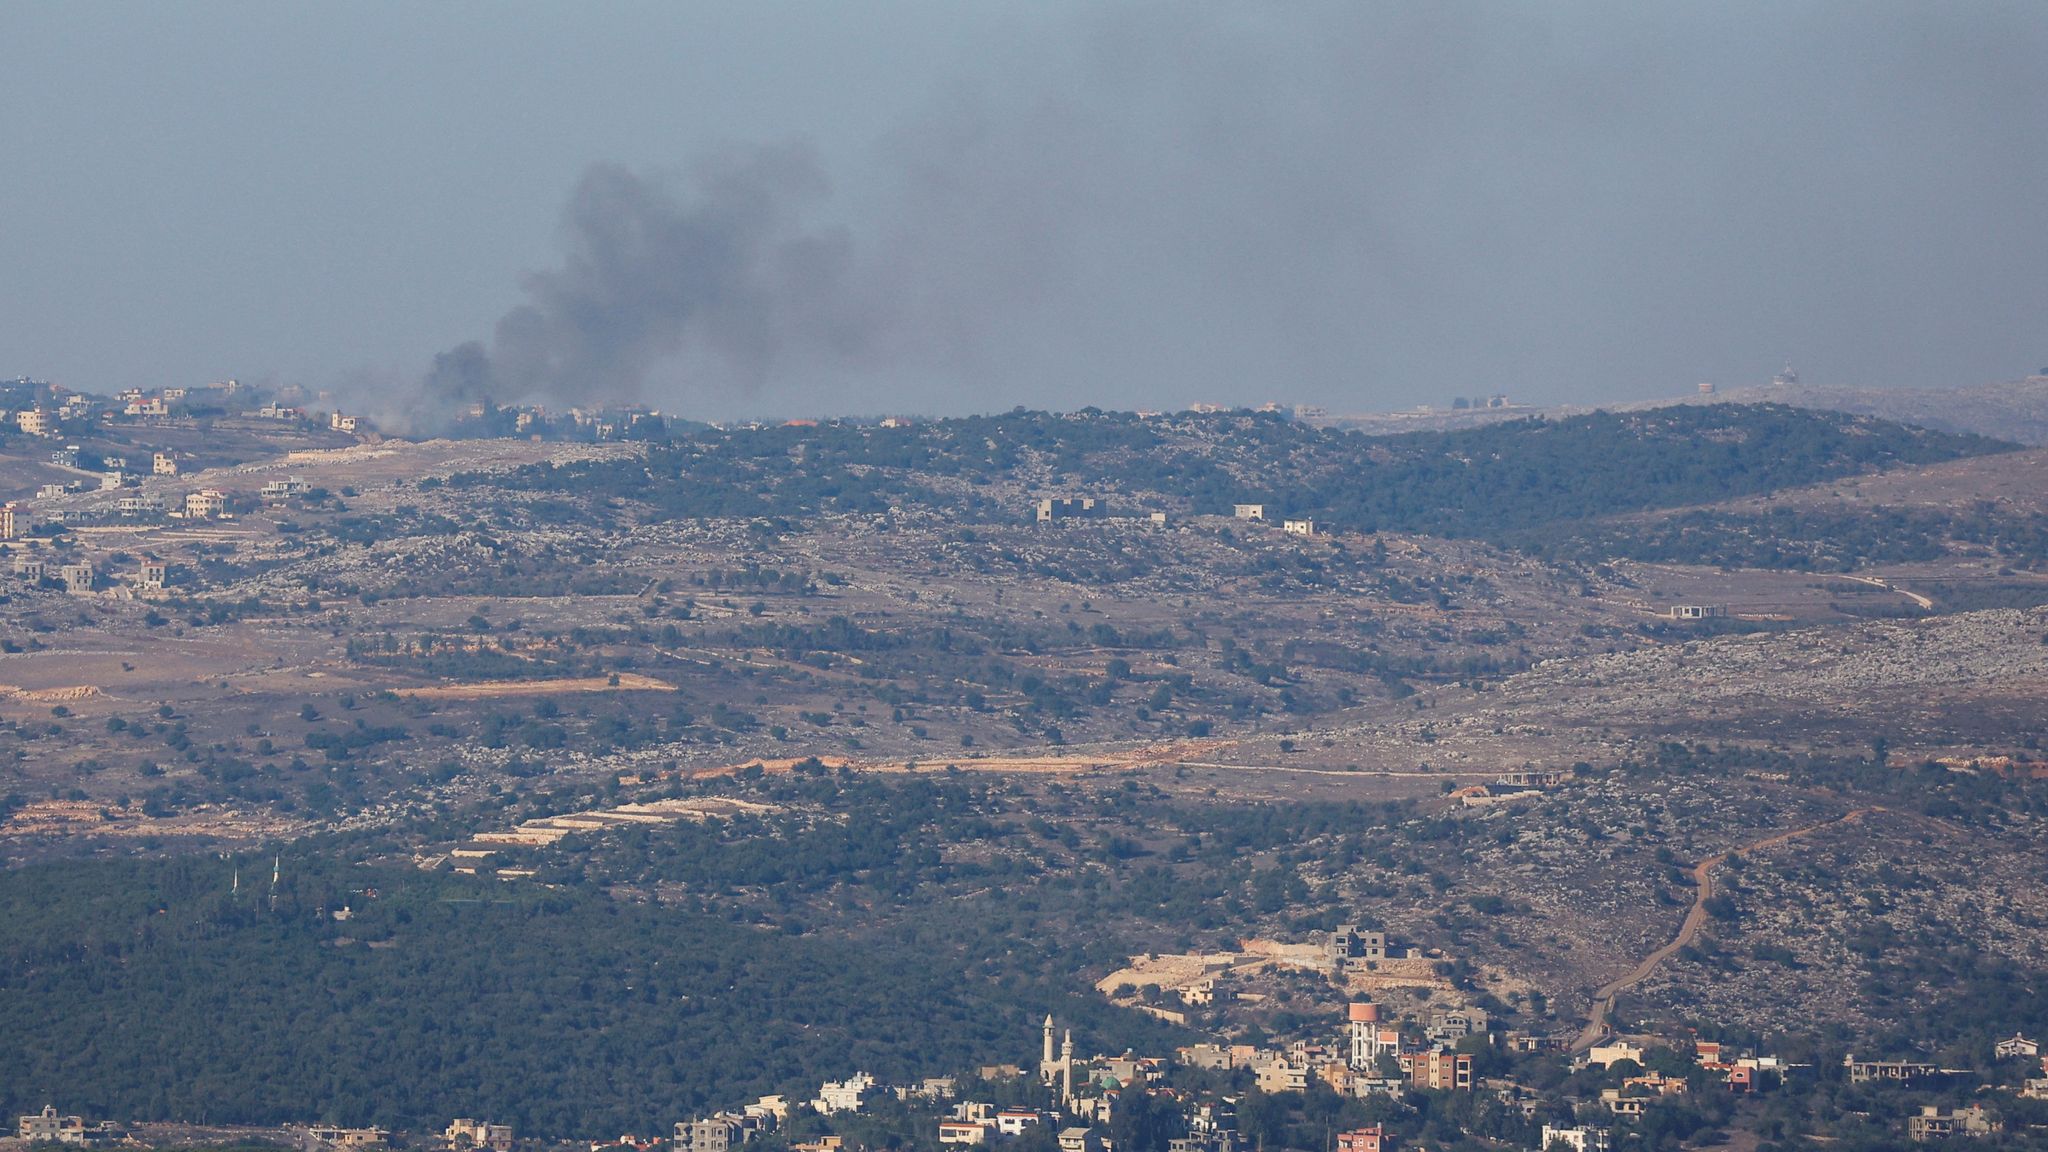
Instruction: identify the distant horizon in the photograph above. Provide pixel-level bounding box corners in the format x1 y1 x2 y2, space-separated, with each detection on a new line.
8 364 2044 431
5 4 2046 421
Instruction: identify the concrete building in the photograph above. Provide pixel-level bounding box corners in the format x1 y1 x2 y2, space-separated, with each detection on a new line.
898 1078 956 1102
1582 1041 1646 1069
444 1119 514 1151
1842 1055 1940 1084
811 1073 877 1115
1669 605 1728 621
186 489 227 519
1541 1126 1610 1152
1331 926 1387 967
938 1121 993 1146
0 502 19 540
1232 504 1265 521
60 562 94 595
153 452 179 476
1254 1056 1312 1094
19 1106 91 1145
1334 1127 1384 1152
1996 1035 2039 1059
262 477 310 501
673 1115 755 1152
1036 497 1104 522
1169 1135 1241 1152
995 1112 1045 1138
16 408 51 437
306 1127 390 1149
743 1098 788 1124
1907 1105 1998 1142
1058 1129 1104 1152
1427 1007 1489 1044
137 560 166 591
1408 1049 1473 1092
1282 519 1315 537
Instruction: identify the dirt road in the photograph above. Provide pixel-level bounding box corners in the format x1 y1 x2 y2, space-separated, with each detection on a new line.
1573 807 1878 1050
1840 574 1935 610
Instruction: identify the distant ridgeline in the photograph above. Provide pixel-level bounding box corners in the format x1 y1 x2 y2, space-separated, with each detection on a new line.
462 404 2012 544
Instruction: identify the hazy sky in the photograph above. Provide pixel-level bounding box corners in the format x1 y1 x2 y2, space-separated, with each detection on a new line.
4 3 2046 421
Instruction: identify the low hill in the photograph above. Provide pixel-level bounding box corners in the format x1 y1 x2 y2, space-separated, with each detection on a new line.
477 403 2010 543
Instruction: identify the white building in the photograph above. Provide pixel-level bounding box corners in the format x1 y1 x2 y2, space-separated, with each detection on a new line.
1583 1041 1646 1069
1232 504 1266 521
995 1111 1045 1137
811 1072 877 1115
1542 1126 1610 1152
1996 1035 2040 1059
1283 519 1315 537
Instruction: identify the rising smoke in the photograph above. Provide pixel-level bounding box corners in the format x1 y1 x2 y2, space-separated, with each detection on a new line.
413 144 875 429
398 3 2048 427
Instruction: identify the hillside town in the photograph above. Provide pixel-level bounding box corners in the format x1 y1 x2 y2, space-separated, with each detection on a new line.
18 957 2048 1152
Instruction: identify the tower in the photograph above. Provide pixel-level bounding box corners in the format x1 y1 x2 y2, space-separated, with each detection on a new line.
1060 1029 1075 1106
1043 1014 1056 1071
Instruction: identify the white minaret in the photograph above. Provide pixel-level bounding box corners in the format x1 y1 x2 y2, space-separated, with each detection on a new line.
1061 1029 1075 1105
1042 1014 1056 1076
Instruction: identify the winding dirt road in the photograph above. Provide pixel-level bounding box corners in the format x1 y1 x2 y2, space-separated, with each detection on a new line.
1573 807 1881 1050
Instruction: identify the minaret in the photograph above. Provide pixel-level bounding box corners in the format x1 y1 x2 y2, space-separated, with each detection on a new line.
1061 1029 1075 1106
1043 1014 1056 1075
270 855 281 911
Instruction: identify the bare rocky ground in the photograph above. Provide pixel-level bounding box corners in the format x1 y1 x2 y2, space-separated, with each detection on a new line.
1636 804 2048 1037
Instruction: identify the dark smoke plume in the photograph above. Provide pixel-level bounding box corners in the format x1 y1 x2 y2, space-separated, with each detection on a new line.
411 142 872 429
394 4 2048 426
